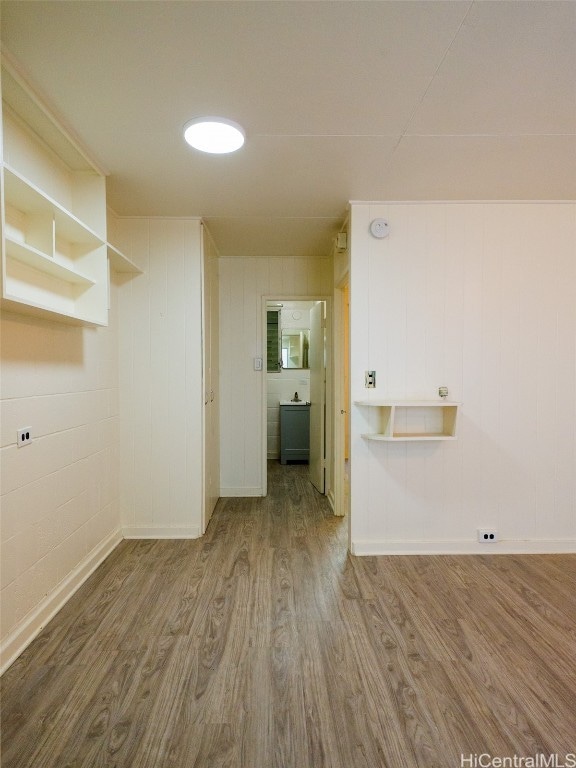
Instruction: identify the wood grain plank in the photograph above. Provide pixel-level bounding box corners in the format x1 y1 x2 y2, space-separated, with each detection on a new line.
2 464 575 768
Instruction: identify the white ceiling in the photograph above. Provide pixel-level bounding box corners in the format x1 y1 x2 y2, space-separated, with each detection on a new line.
2 1 575 258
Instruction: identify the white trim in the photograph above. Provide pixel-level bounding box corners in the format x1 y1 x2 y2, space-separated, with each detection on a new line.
219 487 263 498
326 489 336 513
348 199 576 206
0 529 123 675
1 50 110 176
122 526 201 539
350 539 576 556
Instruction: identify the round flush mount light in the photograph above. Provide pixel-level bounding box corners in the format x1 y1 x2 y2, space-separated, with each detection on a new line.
183 117 245 154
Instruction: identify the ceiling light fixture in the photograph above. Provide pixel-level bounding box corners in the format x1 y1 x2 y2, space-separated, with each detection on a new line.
183 117 245 154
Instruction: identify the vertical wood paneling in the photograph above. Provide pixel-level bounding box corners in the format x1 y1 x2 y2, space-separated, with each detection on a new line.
219 257 331 496
349 205 373 544
116 217 204 536
0 291 121 664
349 202 576 554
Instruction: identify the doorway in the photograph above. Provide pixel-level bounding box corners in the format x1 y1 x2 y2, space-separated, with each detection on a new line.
262 296 330 498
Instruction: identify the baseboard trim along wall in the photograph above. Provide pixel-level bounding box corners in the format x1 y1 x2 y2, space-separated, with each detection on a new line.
326 489 336 514
122 526 202 539
0 529 123 676
350 539 576 556
219 487 263 498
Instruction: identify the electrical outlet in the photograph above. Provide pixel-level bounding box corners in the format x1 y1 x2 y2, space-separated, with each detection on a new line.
477 528 498 543
17 427 32 448
365 370 376 388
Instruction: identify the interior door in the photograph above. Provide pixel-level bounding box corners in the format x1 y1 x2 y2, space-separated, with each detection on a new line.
202 225 220 531
309 301 325 493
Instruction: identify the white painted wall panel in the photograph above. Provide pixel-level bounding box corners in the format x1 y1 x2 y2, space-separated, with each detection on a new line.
219 257 331 495
115 218 204 537
0 285 121 670
350 202 576 554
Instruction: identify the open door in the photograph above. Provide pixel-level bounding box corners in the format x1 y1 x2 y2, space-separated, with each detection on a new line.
309 301 325 493
202 224 220 532
334 280 350 517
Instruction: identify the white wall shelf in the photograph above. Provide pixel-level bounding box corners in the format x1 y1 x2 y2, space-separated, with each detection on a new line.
5 237 95 286
1 61 109 326
355 400 460 441
106 243 142 275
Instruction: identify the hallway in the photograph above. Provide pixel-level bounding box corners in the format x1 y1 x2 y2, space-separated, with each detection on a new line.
1 464 574 767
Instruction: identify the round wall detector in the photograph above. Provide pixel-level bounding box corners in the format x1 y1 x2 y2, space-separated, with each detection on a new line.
370 218 390 239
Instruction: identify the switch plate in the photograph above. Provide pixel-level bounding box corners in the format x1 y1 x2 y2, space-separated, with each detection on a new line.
365 370 376 388
254 357 263 371
17 427 32 447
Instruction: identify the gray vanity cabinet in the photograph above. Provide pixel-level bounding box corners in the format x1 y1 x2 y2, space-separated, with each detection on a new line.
280 404 310 464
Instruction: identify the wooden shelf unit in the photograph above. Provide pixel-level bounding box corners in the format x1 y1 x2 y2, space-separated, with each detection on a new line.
355 400 461 441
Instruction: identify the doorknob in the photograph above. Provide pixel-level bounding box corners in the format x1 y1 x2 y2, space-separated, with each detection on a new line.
340 409 347 414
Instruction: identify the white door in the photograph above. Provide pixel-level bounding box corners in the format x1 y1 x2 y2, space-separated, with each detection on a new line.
309 301 325 493
202 225 220 531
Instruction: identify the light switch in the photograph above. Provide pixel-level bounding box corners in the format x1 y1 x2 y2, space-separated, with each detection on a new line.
254 357 263 371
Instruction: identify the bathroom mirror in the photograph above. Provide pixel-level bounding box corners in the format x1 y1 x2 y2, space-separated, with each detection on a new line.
281 329 310 369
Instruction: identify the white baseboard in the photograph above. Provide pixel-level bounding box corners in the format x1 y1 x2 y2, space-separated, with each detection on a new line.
220 487 264 497
326 490 336 513
0 529 123 675
122 525 201 539
350 538 576 556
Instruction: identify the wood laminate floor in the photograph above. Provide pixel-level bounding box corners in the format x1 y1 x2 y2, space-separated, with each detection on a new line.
2 462 575 767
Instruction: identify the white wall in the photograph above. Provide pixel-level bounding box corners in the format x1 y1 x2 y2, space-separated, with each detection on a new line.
113 217 205 537
219 257 331 495
350 202 576 554
0 289 122 671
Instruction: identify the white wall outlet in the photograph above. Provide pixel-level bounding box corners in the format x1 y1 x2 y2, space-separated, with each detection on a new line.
17 427 32 447
365 370 376 388
477 528 498 543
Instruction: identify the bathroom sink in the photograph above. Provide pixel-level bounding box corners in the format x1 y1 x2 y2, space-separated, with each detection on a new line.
279 400 310 405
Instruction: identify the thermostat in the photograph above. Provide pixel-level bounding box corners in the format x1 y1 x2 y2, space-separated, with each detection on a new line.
369 218 390 239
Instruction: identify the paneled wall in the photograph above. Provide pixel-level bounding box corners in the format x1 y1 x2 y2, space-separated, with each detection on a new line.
113 217 205 537
219 257 331 495
350 202 576 554
0 289 121 671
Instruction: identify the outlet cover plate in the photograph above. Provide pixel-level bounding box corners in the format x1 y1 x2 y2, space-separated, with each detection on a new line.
365 370 376 388
17 427 32 447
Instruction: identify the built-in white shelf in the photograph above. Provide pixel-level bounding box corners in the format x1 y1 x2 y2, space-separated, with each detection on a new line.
1 61 109 326
106 243 142 274
5 236 96 286
355 400 461 441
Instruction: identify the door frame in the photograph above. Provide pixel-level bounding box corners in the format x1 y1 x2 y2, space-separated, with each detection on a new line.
261 295 332 498
332 274 350 519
